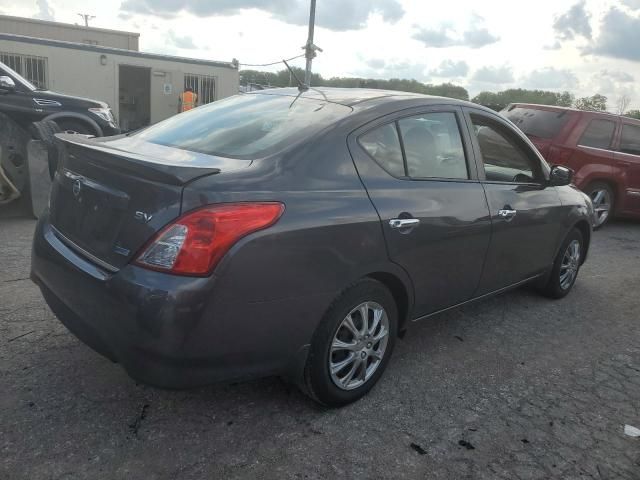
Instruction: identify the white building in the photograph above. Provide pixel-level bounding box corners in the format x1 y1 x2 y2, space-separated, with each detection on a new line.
0 16 239 130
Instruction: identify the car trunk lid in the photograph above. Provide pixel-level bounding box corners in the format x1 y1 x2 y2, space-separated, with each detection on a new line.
49 134 251 270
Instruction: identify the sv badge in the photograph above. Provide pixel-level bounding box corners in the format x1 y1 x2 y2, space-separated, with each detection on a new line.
134 211 153 223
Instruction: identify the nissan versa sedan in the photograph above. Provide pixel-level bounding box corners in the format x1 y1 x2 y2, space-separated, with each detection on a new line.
31 88 595 407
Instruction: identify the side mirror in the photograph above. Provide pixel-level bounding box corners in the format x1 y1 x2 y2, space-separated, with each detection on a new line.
0 76 16 91
549 165 573 187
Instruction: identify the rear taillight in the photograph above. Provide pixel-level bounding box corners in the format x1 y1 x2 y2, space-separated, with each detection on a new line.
134 202 284 276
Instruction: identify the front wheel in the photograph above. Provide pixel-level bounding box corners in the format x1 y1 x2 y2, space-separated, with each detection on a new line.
55 119 96 136
539 228 584 299
302 279 398 407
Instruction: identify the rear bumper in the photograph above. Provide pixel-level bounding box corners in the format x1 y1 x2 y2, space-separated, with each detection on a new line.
31 214 323 388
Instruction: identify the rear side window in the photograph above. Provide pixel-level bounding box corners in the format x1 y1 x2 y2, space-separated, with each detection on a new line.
470 115 541 183
134 93 352 159
620 123 640 156
579 119 616 150
398 112 468 179
359 123 404 177
503 107 569 139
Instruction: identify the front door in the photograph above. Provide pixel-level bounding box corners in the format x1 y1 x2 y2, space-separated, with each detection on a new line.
349 106 492 318
615 122 640 214
463 108 565 295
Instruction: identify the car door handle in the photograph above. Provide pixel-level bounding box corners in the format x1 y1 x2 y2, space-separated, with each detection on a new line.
389 218 420 229
498 209 517 221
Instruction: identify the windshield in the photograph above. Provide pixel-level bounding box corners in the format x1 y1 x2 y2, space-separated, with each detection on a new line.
0 62 37 91
134 93 352 158
502 107 569 139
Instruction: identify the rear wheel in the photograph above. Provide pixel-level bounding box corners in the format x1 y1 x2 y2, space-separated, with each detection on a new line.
586 182 614 229
302 279 398 407
539 228 584 299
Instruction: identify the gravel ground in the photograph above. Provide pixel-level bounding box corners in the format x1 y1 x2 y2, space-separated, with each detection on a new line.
1 215 639 480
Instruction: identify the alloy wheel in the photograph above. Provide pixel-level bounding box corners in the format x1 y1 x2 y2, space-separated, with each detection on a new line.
559 239 581 290
590 188 611 227
329 302 390 391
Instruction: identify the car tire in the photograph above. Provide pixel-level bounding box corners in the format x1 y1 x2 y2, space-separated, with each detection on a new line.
586 182 614 229
54 119 96 136
302 278 398 407
539 228 584 299
29 120 62 179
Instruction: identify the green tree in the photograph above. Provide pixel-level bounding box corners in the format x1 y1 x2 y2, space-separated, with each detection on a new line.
624 109 640 120
574 94 607 111
472 89 576 111
239 68 470 101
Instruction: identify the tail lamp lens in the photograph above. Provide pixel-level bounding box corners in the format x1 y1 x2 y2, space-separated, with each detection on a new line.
134 202 284 276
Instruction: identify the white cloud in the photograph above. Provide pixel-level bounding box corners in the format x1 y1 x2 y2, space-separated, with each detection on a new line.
471 65 514 84
33 0 54 21
3 0 640 109
521 67 578 90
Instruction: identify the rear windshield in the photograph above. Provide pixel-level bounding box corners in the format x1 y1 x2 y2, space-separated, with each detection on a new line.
134 93 352 158
502 107 569 139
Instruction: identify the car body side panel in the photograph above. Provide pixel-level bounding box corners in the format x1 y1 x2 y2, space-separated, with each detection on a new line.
346 106 492 318
554 185 594 260
462 107 567 294
475 183 565 293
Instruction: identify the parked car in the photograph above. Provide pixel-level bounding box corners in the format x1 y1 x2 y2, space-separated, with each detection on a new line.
0 60 120 137
502 103 640 228
31 88 594 407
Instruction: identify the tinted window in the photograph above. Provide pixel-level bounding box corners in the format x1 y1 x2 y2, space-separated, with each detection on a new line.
135 93 351 158
620 123 640 156
471 115 540 183
502 107 569 139
579 119 615 150
398 112 468 179
359 123 404 177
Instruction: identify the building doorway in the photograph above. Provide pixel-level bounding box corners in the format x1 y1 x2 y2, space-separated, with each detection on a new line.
118 65 150 132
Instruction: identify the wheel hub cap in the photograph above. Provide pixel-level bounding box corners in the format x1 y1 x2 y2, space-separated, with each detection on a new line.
329 301 390 391
590 189 611 227
559 239 581 290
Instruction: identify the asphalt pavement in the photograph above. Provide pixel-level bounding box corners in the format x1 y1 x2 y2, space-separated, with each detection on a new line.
1 215 639 479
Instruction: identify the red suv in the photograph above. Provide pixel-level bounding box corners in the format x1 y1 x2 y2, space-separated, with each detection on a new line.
503 104 640 227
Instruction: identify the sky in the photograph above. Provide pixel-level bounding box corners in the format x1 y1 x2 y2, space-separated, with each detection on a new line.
2 0 640 110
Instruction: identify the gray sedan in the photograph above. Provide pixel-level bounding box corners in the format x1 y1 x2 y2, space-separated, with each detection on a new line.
31 88 595 406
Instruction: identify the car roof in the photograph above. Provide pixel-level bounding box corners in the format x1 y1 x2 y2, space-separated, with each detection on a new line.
247 86 474 110
509 103 640 126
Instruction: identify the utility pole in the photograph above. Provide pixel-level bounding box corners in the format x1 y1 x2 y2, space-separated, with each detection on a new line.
303 0 322 87
77 13 95 27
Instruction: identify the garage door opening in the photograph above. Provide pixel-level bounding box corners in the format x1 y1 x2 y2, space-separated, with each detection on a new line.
118 65 150 132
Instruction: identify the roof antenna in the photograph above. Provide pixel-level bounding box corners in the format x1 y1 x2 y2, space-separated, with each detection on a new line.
283 59 307 93
303 0 322 87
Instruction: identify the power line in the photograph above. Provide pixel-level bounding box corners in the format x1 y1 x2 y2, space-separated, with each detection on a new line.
239 54 305 68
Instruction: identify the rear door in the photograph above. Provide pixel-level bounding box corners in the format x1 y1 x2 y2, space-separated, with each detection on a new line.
349 106 492 318
615 122 640 214
570 117 616 188
463 108 564 294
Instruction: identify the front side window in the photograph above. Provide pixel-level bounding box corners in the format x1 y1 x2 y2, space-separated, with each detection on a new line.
359 123 404 177
471 115 541 183
619 123 640 156
579 119 616 150
398 112 468 179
